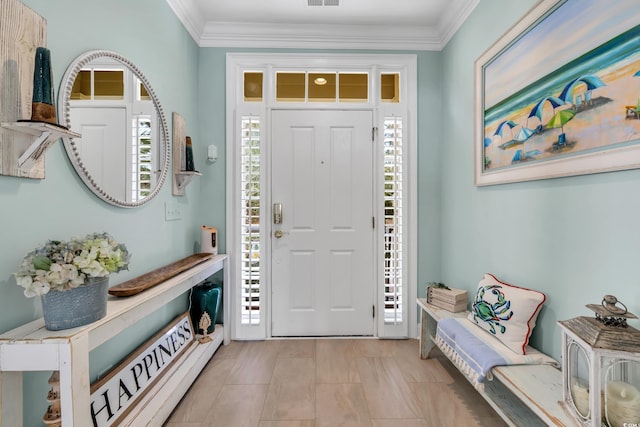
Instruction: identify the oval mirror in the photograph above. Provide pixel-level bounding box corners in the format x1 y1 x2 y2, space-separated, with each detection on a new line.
58 50 169 208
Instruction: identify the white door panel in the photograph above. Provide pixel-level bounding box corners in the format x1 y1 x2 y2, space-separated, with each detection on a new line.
271 110 374 336
71 107 127 200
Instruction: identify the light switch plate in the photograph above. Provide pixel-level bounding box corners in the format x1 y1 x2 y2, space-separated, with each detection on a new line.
165 202 182 221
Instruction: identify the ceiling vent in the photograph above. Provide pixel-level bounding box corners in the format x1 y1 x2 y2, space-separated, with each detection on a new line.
308 0 339 5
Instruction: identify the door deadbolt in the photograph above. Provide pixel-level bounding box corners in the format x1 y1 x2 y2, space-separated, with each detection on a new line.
273 203 283 224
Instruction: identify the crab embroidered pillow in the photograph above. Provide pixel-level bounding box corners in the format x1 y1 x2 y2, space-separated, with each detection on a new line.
467 273 546 355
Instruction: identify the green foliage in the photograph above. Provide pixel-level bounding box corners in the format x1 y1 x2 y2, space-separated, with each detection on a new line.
426 281 450 290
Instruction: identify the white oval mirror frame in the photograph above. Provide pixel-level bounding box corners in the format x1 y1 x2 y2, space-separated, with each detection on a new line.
58 50 170 208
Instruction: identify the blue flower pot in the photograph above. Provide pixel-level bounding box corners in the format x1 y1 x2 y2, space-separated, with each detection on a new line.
41 277 109 330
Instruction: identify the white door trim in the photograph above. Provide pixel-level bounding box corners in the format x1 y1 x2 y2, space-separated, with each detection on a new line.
226 53 418 340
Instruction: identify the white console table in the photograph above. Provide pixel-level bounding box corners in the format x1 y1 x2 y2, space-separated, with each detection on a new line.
0 254 229 426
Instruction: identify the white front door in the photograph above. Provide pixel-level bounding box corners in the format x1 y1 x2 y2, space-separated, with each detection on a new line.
271 110 374 336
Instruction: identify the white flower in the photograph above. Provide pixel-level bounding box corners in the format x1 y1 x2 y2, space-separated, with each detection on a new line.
25 279 50 298
61 264 84 288
16 275 33 291
16 274 51 298
14 233 130 297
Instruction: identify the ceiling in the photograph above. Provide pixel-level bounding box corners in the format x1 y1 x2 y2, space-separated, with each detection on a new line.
166 0 480 50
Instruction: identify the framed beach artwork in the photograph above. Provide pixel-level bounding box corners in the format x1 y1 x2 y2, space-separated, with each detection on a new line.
474 0 640 186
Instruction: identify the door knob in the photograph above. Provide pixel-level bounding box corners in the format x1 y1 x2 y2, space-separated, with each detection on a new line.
273 230 288 238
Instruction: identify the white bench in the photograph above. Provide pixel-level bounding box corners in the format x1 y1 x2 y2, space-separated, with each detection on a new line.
417 298 575 427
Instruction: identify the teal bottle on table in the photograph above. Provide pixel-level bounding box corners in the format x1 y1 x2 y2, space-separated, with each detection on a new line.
31 47 57 124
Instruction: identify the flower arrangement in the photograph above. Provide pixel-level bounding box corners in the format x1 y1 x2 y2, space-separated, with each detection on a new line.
15 232 130 297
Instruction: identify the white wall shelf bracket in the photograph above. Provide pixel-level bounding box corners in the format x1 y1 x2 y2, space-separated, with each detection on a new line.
175 170 202 194
1 122 80 171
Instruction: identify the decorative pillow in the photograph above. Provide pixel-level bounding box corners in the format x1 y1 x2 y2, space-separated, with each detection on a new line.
467 273 546 355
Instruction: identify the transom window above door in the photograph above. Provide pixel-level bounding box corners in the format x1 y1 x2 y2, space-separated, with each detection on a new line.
243 71 399 104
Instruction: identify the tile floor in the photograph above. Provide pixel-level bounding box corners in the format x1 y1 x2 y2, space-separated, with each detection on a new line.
164 339 507 427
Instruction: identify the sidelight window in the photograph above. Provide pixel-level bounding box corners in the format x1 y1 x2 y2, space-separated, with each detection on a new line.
131 115 152 201
383 116 403 324
240 116 262 326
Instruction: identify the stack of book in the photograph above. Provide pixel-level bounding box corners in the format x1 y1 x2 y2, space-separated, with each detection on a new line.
427 286 468 312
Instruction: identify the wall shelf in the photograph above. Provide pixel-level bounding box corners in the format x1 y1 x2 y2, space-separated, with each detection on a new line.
0 0 48 179
172 112 200 195
1 122 80 171
0 254 229 426
175 170 203 194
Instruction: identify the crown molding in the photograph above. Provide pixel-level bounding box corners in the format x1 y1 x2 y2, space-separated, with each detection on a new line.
166 0 479 51
166 0 205 43
437 0 480 48
200 22 442 50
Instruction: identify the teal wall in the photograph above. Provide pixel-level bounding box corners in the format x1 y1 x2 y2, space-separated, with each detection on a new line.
440 0 640 360
196 49 228 250
4 0 639 425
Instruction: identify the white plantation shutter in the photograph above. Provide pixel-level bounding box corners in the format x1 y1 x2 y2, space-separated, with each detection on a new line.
383 116 404 325
131 115 153 202
240 116 262 327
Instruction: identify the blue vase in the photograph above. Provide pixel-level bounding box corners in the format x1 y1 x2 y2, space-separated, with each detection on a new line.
31 47 57 124
41 277 109 330
190 281 221 334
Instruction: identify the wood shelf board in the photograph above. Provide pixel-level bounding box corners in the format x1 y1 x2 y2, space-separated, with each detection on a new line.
1 122 80 139
492 365 576 427
0 254 228 351
482 379 549 427
416 298 469 321
108 253 214 296
1 122 81 171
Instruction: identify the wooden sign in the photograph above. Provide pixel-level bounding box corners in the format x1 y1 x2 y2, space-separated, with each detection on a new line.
89 312 195 427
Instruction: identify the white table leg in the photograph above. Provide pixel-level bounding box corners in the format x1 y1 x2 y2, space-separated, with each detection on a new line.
0 371 23 426
222 256 230 345
419 306 435 359
59 336 91 426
